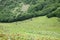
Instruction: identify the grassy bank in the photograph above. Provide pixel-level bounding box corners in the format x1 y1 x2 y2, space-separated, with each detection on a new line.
0 16 60 40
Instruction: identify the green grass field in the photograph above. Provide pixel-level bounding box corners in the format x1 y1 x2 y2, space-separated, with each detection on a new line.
0 16 60 40
0 0 60 40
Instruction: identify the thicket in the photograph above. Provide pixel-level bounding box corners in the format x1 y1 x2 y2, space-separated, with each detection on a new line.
0 0 60 22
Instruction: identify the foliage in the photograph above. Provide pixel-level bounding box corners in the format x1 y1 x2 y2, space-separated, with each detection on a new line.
0 0 60 22
47 7 60 18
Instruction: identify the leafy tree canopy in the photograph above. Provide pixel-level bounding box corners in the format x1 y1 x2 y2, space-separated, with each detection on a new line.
0 0 60 22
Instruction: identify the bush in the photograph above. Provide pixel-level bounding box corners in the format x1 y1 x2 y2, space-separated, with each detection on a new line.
0 0 60 22
47 7 60 18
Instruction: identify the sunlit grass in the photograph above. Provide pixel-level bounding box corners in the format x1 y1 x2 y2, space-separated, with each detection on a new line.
0 16 60 40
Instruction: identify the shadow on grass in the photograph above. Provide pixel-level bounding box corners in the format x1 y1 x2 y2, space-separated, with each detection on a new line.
0 15 60 23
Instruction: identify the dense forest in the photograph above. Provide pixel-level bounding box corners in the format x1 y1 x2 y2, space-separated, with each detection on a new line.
0 0 60 22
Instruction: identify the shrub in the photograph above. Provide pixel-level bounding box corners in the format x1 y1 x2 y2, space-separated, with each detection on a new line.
0 0 60 22
47 7 60 18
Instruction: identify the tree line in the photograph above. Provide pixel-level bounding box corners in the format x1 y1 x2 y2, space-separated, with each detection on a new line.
0 0 60 22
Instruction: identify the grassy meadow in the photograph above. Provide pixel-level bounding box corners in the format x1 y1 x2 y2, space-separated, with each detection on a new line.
0 0 60 40
0 16 60 40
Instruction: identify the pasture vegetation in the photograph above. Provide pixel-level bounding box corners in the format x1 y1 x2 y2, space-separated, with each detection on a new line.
0 16 60 40
0 0 60 40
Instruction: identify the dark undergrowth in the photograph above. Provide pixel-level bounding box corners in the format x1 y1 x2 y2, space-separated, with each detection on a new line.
0 0 60 22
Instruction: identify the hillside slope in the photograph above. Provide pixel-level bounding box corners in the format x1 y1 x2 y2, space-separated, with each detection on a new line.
0 16 60 40
0 0 60 22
